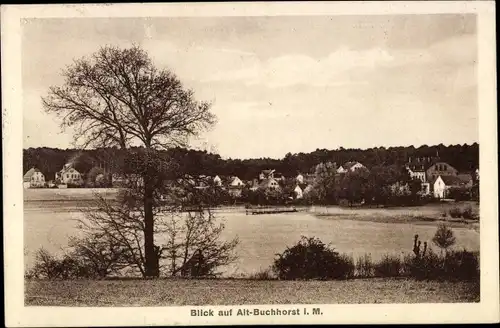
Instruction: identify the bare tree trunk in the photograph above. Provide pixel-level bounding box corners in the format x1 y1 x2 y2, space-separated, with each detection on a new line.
143 176 158 277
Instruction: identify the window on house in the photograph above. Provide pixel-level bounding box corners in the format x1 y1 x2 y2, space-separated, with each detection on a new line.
66 174 69 179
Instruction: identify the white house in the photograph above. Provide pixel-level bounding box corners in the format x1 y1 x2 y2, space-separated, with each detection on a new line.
229 176 244 187
213 175 222 187
258 177 281 192
56 164 83 185
337 161 366 174
296 173 304 184
23 168 45 188
433 175 468 199
405 166 430 195
228 176 245 197
406 166 427 183
294 185 303 199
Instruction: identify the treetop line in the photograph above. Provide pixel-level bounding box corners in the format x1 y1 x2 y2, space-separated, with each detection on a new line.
23 143 479 181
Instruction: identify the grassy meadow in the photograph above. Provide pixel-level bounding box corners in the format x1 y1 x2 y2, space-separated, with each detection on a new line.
25 278 480 306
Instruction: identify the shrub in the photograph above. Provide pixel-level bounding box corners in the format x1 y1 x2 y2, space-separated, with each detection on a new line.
432 223 456 253
26 248 96 280
404 231 480 281
355 254 374 278
443 249 480 281
461 206 474 220
401 253 414 277
339 253 355 279
448 207 462 218
407 249 443 281
374 254 402 277
272 236 355 280
248 268 276 280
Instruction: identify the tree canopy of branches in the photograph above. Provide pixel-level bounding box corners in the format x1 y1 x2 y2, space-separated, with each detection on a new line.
74 182 238 278
42 45 216 277
311 162 338 203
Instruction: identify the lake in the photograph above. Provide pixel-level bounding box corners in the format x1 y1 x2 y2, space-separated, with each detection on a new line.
24 199 480 276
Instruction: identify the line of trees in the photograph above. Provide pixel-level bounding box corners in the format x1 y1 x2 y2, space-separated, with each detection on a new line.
24 142 479 182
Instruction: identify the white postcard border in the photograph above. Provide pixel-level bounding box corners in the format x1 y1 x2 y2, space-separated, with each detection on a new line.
2 1 498 326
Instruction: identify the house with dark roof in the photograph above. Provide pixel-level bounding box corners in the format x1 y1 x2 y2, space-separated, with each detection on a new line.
433 175 472 199
259 169 275 181
405 157 436 183
426 162 458 184
405 157 439 195
457 173 474 186
258 177 281 192
23 167 46 188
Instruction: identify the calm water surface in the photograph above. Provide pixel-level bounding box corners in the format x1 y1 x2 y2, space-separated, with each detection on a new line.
24 202 480 276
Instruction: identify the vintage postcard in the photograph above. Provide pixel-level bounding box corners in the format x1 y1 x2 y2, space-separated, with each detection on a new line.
2 1 499 326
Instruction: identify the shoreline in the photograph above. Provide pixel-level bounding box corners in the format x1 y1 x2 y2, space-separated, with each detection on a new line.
23 196 479 228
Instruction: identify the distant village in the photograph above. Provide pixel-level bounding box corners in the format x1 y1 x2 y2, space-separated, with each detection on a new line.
24 153 479 202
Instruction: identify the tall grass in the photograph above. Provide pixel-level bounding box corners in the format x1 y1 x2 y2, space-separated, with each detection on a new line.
355 254 374 278
374 254 402 278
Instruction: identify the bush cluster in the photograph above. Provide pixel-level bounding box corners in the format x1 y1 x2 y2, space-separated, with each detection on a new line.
271 228 478 281
406 249 479 281
27 227 479 282
271 236 355 280
25 248 100 280
448 206 477 220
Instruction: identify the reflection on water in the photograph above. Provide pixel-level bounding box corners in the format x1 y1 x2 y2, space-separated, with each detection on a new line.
24 205 480 276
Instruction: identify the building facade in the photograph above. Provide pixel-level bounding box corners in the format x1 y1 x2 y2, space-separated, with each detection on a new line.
23 168 46 188
426 162 458 183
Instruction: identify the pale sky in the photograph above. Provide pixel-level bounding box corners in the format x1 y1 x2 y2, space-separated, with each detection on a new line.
22 15 478 159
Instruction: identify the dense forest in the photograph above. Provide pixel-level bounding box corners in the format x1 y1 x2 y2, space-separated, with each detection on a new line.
23 143 479 181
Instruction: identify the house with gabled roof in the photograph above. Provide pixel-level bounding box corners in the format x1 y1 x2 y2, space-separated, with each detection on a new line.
56 163 83 185
23 167 45 188
258 177 281 192
293 185 303 199
433 175 472 199
259 169 275 181
405 157 441 195
337 161 367 174
426 162 458 183
228 176 245 197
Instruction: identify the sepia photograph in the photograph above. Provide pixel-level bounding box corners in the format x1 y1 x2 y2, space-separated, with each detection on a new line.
2 1 498 326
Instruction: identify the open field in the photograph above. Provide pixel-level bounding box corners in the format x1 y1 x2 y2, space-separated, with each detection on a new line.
23 188 480 276
24 188 120 201
25 278 480 306
311 202 480 230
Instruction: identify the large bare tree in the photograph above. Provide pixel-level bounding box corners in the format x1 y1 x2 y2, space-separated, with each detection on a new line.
43 45 216 277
